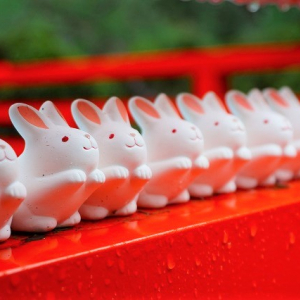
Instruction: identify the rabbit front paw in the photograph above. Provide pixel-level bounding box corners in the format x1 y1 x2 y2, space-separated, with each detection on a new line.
283 144 297 158
236 147 252 160
218 148 234 159
112 166 129 179
4 182 27 200
89 169 106 184
133 165 152 180
175 157 192 169
69 169 87 183
266 145 282 156
194 156 209 169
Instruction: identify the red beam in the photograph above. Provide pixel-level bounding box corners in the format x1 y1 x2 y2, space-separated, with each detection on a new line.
0 44 300 87
1 181 300 298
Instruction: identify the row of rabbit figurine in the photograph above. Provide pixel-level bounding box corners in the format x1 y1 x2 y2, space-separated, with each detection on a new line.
0 86 299 241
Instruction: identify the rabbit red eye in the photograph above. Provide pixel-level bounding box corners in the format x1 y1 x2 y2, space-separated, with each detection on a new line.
214 121 219 126
172 129 177 133
264 119 269 124
109 134 115 139
62 136 69 142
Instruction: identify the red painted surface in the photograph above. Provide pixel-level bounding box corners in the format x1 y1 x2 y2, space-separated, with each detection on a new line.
0 181 300 299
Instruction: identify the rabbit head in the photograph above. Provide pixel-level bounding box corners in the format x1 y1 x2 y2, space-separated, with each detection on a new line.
9 102 99 176
129 94 203 162
0 139 18 185
225 89 293 148
176 92 246 151
263 87 300 140
71 97 147 169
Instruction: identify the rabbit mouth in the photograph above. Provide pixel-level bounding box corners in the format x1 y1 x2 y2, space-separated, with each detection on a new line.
126 142 143 148
126 138 143 148
0 152 15 162
83 146 98 151
282 127 292 131
190 135 202 141
231 127 244 132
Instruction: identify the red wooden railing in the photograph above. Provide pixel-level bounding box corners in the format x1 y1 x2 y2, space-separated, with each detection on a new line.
1 43 300 155
1 43 300 96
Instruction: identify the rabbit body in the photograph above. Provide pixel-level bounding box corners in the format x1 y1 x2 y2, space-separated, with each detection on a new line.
0 139 26 241
225 89 296 189
129 94 209 208
264 87 300 180
72 97 152 220
10 102 104 232
176 92 251 197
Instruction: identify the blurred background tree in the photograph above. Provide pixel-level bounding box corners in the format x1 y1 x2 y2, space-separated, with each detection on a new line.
0 0 299 99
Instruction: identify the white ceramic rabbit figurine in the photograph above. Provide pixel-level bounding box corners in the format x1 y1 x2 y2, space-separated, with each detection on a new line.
128 94 209 208
263 87 300 180
0 139 26 241
176 92 251 197
71 97 152 220
10 102 105 232
225 89 296 189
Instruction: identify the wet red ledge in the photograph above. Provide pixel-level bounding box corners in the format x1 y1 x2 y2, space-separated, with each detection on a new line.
1 181 300 299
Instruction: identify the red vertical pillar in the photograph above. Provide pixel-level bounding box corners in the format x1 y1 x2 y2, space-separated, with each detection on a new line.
191 67 228 101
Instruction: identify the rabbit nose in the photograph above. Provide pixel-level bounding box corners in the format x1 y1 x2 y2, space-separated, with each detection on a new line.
233 119 238 122
130 133 136 137
85 134 91 139
0 145 5 149
191 126 196 131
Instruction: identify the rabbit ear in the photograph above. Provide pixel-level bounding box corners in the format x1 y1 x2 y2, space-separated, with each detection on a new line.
202 92 227 113
225 90 254 117
40 101 69 127
9 103 52 138
263 88 291 112
247 89 272 111
154 93 181 119
279 87 300 107
103 97 130 124
176 93 205 123
128 96 161 128
71 99 107 133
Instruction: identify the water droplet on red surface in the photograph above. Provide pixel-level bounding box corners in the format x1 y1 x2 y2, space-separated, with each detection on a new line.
77 282 83 293
85 257 93 269
106 258 115 267
250 223 258 237
58 268 67 281
195 257 201 266
223 231 229 244
186 232 195 246
10 275 20 287
167 253 176 270
194 288 198 298
104 278 111 286
289 232 296 245
118 259 125 273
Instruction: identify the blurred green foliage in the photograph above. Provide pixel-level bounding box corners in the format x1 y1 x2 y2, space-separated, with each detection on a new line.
0 0 299 99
